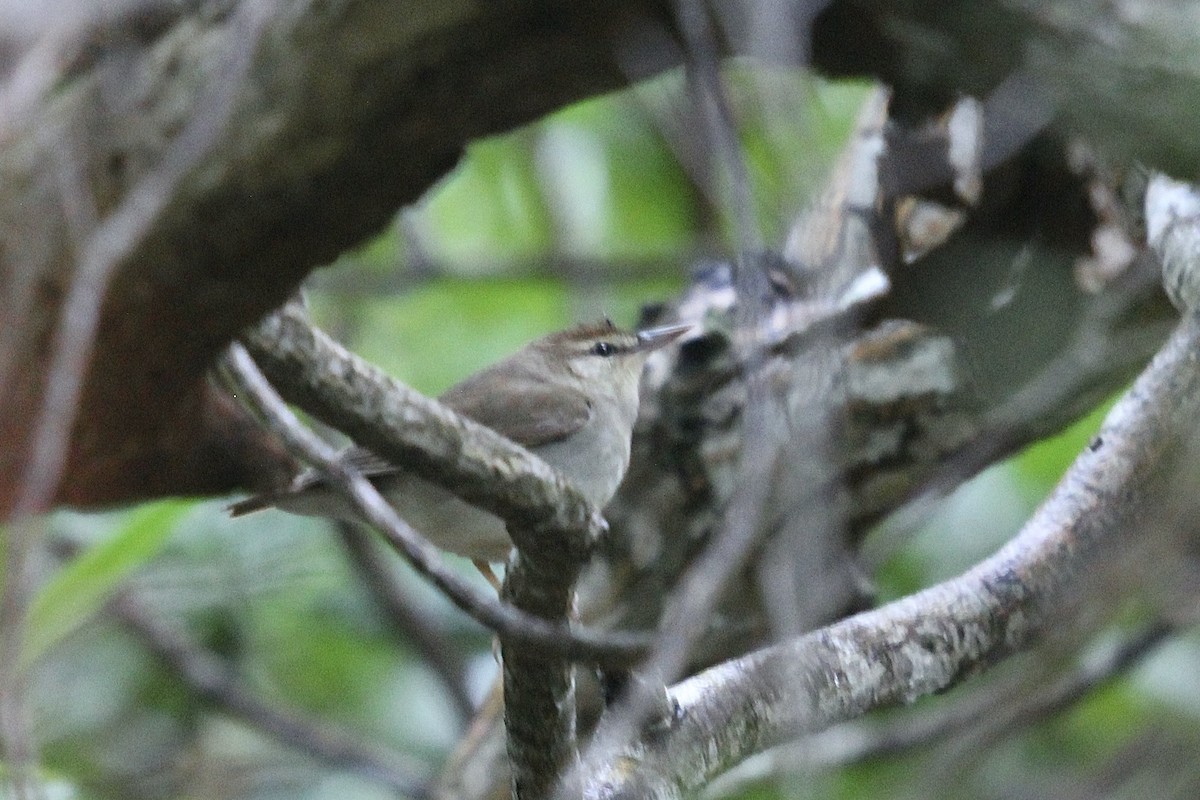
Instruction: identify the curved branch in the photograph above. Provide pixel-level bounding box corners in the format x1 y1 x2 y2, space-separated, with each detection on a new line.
1 0 672 514
709 620 1173 794
581 309 1200 798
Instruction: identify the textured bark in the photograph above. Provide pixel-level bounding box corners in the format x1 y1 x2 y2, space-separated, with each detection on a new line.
0 0 669 514
502 554 581 800
581 309 1200 798
2 0 1198 517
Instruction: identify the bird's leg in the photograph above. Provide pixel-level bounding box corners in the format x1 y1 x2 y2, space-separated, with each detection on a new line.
473 559 502 592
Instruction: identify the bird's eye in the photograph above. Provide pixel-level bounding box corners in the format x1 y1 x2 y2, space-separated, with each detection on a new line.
591 341 616 357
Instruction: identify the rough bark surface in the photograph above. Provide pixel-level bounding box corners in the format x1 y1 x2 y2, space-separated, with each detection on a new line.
0 0 668 513
2 0 1197 516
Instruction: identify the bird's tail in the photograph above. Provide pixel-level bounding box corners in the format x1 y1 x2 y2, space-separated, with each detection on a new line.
227 495 276 517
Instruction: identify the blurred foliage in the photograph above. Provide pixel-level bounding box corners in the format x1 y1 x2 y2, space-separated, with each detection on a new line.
23 501 190 671
13 63 1199 800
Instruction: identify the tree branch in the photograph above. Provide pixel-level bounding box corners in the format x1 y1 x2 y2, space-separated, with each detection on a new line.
0 0 673 514
334 522 475 721
579 306 1200 798
240 304 606 559
501 553 582 799
709 620 1173 794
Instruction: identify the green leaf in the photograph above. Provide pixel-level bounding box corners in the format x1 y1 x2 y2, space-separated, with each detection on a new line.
1013 392 1120 490
22 500 191 670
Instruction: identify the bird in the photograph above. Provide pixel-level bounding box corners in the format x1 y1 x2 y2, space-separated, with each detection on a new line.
229 318 692 569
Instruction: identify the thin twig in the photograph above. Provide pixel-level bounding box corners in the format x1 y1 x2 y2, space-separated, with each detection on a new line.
335 522 475 720
579 1 808 772
112 592 430 796
647 0 774 681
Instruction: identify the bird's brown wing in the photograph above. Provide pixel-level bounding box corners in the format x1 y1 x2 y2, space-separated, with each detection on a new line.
440 362 592 448
229 362 591 518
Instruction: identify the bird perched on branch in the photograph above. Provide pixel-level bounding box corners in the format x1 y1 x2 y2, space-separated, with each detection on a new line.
230 319 691 572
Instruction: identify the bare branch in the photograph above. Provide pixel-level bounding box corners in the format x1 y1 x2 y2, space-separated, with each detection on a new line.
239 304 605 560
500 554 581 799
334 523 475 721
709 620 1173 794
580 307 1200 798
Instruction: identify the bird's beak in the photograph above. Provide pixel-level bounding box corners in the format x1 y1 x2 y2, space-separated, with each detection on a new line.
635 322 694 352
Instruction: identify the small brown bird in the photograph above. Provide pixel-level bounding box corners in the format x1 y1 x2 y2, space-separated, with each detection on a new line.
230 319 691 565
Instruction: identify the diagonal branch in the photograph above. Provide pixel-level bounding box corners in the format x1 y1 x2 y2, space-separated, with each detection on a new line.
579 305 1200 798
709 619 1174 793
